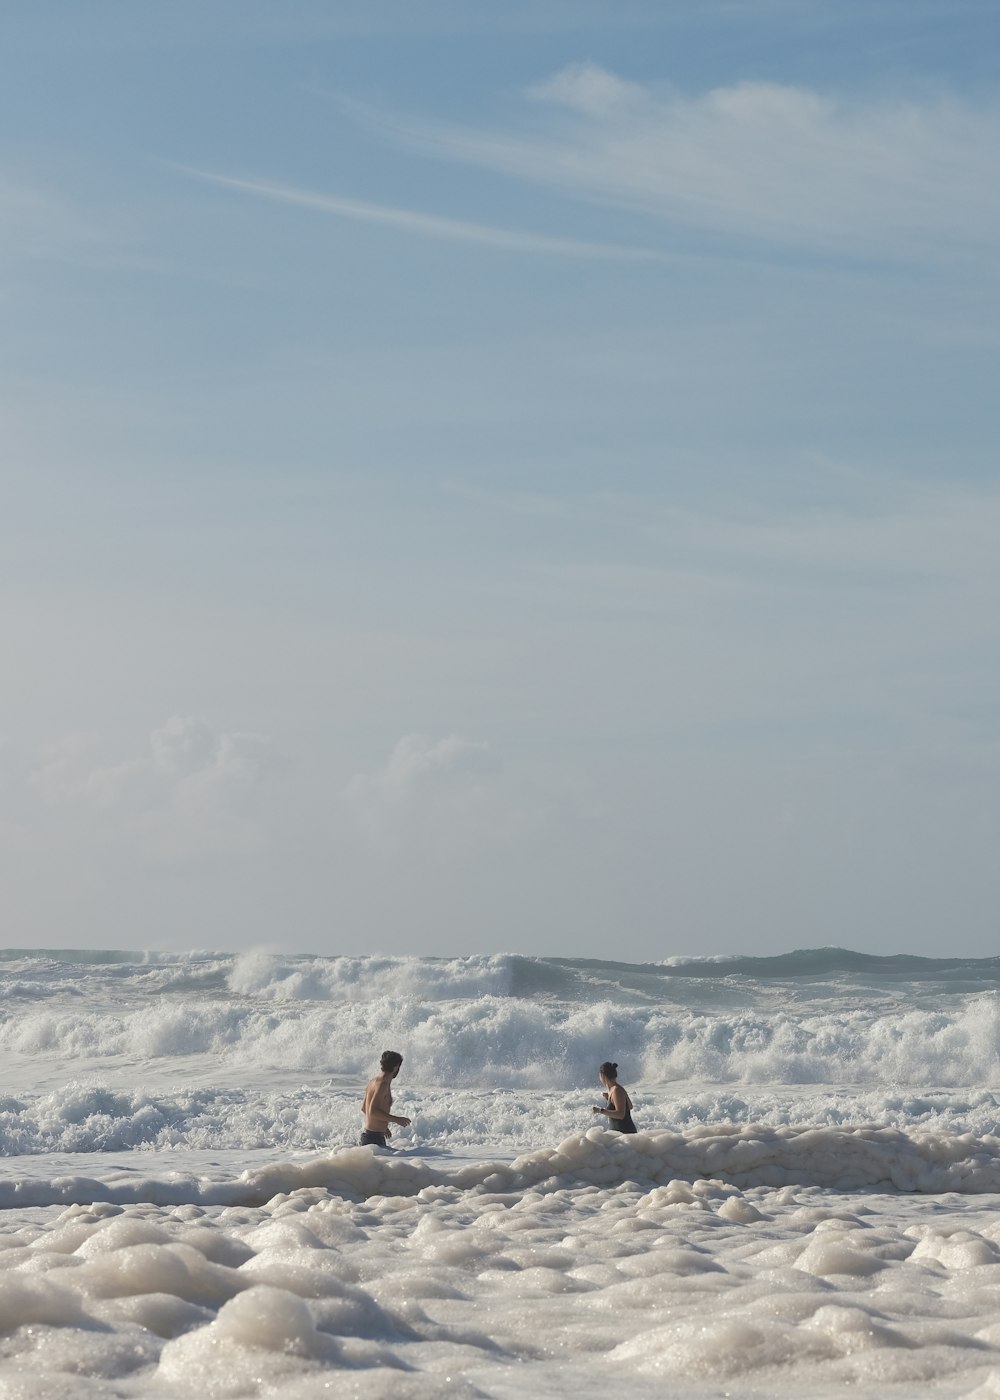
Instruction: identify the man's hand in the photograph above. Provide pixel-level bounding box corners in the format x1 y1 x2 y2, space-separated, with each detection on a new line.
394 1116 412 1127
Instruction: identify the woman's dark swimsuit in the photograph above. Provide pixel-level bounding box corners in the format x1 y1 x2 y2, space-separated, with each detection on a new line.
360 1130 388 1148
607 1095 637 1134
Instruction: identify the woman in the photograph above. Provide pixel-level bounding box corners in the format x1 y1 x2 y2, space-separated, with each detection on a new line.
592 1061 637 1133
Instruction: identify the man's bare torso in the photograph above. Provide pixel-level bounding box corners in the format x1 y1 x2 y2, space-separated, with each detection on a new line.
362 1072 393 1131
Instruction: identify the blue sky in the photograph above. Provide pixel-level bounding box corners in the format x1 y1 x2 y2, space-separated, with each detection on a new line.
2 1 998 957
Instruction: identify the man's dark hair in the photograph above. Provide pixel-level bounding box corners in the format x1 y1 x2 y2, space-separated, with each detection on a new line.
380 1050 403 1073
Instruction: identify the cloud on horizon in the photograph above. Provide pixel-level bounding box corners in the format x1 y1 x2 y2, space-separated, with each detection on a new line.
31 717 280 862
344 733 498 851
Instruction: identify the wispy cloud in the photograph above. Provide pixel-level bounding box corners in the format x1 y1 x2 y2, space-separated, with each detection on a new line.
0 174 107 264
180 167 665 262
352 65 1000 262
465 477 1000 590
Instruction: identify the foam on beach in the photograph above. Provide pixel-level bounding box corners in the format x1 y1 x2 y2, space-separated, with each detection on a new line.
5 1133 1000 1397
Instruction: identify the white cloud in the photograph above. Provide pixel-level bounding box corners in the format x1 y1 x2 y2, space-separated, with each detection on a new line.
348 732 494 800
527 61 646 115
376 733 493 792
150 716 219 777
345 734 497 850
382 68 1000 260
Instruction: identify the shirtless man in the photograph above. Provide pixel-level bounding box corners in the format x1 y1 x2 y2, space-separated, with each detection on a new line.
360 1050 411 1148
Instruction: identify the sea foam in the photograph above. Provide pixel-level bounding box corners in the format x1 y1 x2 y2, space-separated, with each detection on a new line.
5 949 1000 1397
6 1124 1000 1210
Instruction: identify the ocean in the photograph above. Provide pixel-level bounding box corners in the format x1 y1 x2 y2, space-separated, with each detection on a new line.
3 946 1000 1397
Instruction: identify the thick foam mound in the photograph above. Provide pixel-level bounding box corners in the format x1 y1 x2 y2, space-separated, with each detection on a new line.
5 1124 1000 1210
192 1123 1000 1199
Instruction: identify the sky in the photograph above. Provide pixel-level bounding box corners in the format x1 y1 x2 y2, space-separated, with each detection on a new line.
2 0 998 959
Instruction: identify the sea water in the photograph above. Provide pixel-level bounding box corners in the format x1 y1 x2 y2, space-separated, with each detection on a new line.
4 948 1000 1397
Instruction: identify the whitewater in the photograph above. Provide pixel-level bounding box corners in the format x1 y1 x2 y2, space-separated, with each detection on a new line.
5 948 1000 1397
